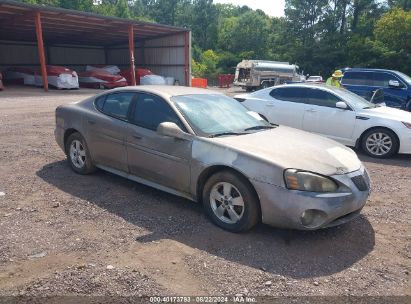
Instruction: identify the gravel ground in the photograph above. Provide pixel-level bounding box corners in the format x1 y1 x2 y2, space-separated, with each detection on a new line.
0 85 410 299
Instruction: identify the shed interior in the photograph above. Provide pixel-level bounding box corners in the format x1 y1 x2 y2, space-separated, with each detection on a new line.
0 0 191 90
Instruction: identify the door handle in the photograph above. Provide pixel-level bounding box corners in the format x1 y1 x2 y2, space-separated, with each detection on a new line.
306 109 317 113
87 120 96 125
266 104 275 107
132 134 142 140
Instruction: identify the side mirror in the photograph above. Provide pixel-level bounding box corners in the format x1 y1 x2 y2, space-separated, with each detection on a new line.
388 80 402 88
157 122 191 140
336 101 348 109
370 89 385 104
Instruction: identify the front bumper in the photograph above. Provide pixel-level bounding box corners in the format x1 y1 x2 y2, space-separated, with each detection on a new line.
398 131 411 154
253 166 371 230
54 126 65 153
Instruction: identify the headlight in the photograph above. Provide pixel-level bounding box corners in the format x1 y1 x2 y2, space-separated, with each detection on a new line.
402 121 411 129
284 169 338 192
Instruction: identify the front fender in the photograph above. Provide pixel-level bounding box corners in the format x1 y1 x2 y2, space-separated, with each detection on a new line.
189 139 284 198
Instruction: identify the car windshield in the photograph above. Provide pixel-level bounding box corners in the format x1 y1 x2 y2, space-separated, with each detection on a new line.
395 71 411 85
333 88 377 109
172 94 271 137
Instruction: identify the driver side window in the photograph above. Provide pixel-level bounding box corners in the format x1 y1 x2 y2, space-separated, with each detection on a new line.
307 89 341 108
132 93 186 131
373 73 403 87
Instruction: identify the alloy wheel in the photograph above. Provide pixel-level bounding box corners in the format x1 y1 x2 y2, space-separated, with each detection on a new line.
365 132 393 156
69 139 86 169
209 182 245 224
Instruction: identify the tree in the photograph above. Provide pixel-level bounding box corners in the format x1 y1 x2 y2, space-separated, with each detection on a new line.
115 0 131 18
217 10 271 58
59 0 94 11
374 8 411 53
387 0 410 11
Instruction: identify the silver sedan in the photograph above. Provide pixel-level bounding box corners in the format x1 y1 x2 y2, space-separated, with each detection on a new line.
55 86 370 232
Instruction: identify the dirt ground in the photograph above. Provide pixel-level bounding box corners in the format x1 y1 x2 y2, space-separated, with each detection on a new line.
0 85 410 299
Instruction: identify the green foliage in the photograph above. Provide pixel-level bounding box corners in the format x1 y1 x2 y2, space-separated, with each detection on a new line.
374 8 411 53
13 0 411 77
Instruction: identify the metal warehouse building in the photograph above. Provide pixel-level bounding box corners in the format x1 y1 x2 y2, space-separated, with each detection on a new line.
0 0 191 91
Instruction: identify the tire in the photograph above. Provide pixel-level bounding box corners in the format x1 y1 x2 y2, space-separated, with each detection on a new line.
65 132 96 174
245 87 253 92
202 171 260 232
361 128 399 158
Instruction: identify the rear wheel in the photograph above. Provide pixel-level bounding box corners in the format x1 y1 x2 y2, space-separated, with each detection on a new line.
361 128 398 158
66 132 96 174
202 171 260 232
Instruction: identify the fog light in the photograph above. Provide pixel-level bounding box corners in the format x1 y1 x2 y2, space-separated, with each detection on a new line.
301 209 327 228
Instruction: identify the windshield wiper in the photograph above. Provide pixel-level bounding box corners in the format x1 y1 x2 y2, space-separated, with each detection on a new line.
208 132 248 138
244 125 275 131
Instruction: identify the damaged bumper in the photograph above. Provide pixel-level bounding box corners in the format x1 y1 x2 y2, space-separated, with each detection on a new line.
252 166 370 230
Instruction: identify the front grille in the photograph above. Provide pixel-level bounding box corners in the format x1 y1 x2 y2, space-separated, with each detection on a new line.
351 175 368 191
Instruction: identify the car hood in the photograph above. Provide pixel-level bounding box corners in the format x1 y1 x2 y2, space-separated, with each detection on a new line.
211 126 362 176
361 106 411 123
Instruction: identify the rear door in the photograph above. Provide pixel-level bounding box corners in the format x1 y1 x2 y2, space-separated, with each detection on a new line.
264 87 309 129
86 92 135 172
302 88 356 145
373 72 408 108
125 92 192 193
341 71 374 99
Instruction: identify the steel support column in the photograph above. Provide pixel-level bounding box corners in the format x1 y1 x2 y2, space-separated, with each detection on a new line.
35 12 48 91
128 24 136 86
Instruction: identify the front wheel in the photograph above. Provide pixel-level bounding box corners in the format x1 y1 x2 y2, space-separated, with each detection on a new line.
66 132 96 174
202 171 260 232
361 128 399 158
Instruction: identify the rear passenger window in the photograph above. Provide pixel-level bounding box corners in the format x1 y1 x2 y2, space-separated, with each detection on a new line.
342 72 373 86
269 88 307 103
98 92 135 120
307 89 341 108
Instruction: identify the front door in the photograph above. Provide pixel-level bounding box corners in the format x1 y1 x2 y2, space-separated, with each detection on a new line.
125 92 192 193
373 72 408 108
302 88 356 145
86 92 135 172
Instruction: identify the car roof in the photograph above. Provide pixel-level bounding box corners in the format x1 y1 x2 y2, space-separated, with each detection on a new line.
343 68 398 74
99 85 223 100
271 83 338 91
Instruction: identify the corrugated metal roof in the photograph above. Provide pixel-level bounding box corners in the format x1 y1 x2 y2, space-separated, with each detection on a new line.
0 0 189 46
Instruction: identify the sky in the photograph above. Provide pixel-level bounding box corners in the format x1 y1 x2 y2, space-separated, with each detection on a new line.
213 0 285 17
